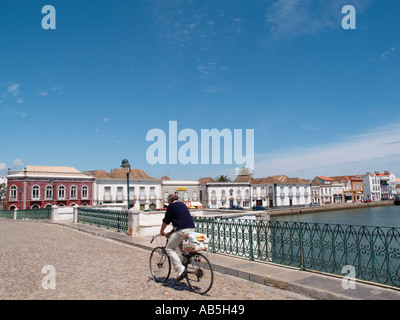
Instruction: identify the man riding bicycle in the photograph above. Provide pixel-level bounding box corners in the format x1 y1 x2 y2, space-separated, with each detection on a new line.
160 194 195 281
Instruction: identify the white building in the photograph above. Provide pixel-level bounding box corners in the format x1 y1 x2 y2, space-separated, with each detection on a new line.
203 175 311 209
90 169 162 210
311 177 344 204
363 173 382 201
161 177 201 208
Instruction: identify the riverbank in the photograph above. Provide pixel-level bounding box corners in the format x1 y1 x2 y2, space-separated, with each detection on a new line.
266 200 394 218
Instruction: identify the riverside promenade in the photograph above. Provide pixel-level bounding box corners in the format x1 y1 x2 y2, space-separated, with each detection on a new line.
2 220 399 300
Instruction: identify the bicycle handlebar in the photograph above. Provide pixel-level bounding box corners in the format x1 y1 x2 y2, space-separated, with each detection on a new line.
150 234 170 244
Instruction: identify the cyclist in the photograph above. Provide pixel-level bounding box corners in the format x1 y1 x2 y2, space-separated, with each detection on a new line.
160 194 195 281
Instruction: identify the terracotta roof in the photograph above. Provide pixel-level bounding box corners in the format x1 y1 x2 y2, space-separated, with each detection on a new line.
198 177 216 186
86 168 157 180
316 176 335 181
233 175 254 183
160 175 170 180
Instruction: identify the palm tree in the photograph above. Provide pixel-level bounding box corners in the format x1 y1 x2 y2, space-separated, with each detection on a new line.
215 174 231 182
236 167 254 176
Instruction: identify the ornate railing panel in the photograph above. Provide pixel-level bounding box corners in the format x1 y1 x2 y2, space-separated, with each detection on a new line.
194 217 400 288
77 208 128 233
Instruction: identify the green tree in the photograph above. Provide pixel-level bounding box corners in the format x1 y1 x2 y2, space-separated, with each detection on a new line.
215 175 231 182
236 167 254 176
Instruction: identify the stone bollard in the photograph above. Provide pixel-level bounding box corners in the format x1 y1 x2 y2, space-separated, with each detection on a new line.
73 207 78 223
13 208 18 220
128 209 140 236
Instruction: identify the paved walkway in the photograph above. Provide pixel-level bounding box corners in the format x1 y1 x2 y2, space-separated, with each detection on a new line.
59 221 400 300
2 220 400 300
0 220 308 300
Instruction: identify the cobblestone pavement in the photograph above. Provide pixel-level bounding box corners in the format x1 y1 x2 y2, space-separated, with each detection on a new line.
0 221 309 300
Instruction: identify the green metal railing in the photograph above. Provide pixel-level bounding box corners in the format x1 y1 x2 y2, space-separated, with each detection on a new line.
194 217 400 288
77 208 128 233
0 208 51 220
16 208 51 220
0 210 14 219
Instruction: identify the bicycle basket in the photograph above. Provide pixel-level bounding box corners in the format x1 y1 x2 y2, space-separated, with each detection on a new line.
182 232 209 253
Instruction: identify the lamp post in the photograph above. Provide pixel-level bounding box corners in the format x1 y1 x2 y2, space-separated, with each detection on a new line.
121 159 131 210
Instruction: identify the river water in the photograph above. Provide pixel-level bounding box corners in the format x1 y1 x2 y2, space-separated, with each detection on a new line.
270 205 400 228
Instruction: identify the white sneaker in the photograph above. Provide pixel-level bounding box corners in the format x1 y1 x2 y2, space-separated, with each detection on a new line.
176 266 186 281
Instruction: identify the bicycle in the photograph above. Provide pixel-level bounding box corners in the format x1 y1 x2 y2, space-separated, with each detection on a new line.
149 234 214 295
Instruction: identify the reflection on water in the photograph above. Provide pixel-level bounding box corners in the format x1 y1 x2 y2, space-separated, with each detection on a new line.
270 205 400 228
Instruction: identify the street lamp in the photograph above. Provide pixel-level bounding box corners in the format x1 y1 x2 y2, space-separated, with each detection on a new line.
121 159 131 210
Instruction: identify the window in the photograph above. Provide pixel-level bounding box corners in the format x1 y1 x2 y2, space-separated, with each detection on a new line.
45 185 53 200
150 187 156 199
229 189 233 197
104 187 111 201
10 186 17 201
140 187 145 200
193 191 198 201
58 186 65 200
32 185 40 200
70 186 77 200
129 187 135 200
236 190 241 199
184 192 188 201
164 192 169 202
82 186 88 199
117 187 123 201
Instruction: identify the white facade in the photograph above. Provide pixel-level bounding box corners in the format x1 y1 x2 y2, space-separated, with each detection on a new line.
206 182 257 209
94 179 162 210
363 174 382 201
206 180 311 209
161 179 201 207
274 184 311 207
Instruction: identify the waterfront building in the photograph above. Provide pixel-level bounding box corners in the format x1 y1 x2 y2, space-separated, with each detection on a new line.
362 171 397 201
204 174 311 209
90 169 162 211
160 177 201 208
363 173 382 201
6 166 94 210
198 177 216 208
312 177 345 204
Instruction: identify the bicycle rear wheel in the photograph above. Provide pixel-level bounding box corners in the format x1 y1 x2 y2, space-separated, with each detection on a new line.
185 252 214 295
149 247 171 283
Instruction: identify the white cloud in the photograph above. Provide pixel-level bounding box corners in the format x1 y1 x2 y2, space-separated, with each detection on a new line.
103 117 110 122
265 0 372 41
38 91 48 96
255 122 400 178
0 158 25 177
8 83 20 96
4 108 26 118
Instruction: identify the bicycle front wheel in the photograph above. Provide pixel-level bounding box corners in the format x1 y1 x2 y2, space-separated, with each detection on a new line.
185 252 214 295
149 247 171 283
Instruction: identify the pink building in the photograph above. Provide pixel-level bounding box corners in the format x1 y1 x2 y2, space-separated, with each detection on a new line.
6 166 94 210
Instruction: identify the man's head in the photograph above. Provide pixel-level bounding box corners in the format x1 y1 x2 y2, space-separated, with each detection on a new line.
167 194 179 204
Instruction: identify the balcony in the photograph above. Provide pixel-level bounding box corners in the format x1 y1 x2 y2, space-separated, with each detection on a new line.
149 194 156 200
139 195 146 201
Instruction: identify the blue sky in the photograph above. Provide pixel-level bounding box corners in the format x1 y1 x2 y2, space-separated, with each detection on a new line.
1 0 400 180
